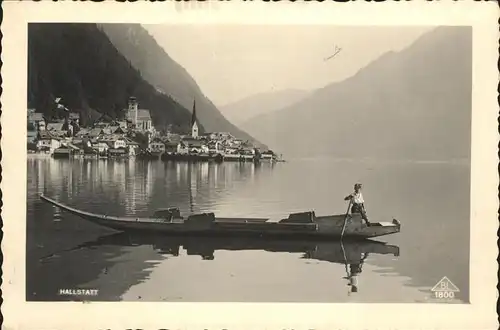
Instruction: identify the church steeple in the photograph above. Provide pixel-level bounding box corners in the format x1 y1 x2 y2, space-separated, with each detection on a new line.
191 99 199 138
191 100 197 126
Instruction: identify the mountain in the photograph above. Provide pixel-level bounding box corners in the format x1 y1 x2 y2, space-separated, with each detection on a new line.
99 23 264 147
28 23 194 132
219 89 310 125
242 26 472 160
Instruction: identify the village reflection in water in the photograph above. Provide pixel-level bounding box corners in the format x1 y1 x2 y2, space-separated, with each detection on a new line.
27 157 272 218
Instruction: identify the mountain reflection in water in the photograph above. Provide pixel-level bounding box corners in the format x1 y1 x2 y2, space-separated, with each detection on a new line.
32 233 399 301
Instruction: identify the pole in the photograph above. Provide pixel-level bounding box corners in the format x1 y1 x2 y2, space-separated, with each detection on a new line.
340 199 352 240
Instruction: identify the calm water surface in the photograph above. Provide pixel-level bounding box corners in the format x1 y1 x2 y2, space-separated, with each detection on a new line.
26 156 470 303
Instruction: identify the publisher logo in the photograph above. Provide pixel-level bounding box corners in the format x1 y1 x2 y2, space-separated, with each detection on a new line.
431 276 459 299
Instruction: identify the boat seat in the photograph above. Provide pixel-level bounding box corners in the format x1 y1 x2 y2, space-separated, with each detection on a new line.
186 213 216 229
279 211 316 224
153 207 182 221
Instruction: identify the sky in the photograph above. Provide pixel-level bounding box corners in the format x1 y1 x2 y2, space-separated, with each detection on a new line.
145 25 433 107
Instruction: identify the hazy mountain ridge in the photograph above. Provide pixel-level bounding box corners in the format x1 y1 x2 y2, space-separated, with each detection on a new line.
242 26 472 160
219 89 310 125
100 23 264 147
28 23 195 132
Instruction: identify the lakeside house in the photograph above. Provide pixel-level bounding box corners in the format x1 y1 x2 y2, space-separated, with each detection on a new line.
124 138 140 156
100 135 127 150
149 140 166 153
28 109 46 131
36 131 62 152
164 141 181 154
180 137 209 154
92 141 109 154
27 131 38 144
207 141 223 154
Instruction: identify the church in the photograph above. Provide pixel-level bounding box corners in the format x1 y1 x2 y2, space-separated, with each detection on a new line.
125 96 154 133
191 99 199 138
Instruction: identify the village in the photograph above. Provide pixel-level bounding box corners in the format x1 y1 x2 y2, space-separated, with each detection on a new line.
27 97 280 163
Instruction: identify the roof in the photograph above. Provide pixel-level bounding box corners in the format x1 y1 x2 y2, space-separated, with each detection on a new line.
37 131 57 140
102 126 125 135
183 140 206 148
96 113 114 123
138 109 151 121
27 131 37 138
29 113 44 122
46 123 64 131
124 138 139 146
100 134 125 142
167 134 182 143
89 128 104 137
109 126 126 133
94 122 110 128
126 109 151 122
164 141 180 147
182 137 199 142
75 128 90 137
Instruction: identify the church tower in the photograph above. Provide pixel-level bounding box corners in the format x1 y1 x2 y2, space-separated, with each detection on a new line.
128 96 138 126
191 99 199 138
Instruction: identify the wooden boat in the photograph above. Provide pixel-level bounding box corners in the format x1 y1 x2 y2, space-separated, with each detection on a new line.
40 195 401 239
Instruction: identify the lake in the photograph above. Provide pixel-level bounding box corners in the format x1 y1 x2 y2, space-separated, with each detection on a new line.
26 156 470 303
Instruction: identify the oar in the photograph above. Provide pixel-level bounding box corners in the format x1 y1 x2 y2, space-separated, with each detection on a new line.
340 199 352 240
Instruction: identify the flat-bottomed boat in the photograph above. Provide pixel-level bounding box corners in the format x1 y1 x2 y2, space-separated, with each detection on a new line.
40 195 401 240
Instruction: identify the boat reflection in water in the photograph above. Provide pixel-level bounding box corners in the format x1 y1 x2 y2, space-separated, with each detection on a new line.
58 233 400 297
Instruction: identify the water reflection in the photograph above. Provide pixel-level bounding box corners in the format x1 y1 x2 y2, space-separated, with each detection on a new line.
27 157 470 302
30 233 399 301
27 158 275 217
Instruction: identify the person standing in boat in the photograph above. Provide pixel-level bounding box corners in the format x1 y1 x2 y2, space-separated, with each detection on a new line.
344 183 371 225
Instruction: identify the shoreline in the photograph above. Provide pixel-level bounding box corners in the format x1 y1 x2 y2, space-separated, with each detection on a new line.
27 151 282 164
